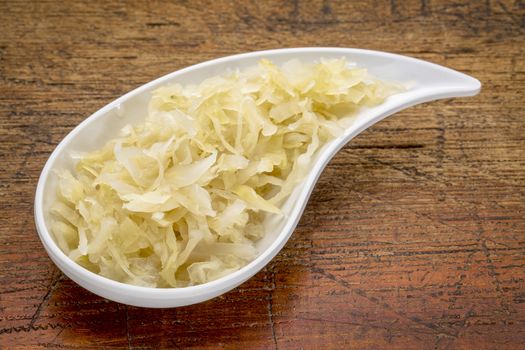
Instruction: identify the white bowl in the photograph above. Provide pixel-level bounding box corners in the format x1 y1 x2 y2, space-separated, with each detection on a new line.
34 48 480 308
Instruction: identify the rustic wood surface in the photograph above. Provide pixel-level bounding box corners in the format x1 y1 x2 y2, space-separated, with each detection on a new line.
1 0 524 349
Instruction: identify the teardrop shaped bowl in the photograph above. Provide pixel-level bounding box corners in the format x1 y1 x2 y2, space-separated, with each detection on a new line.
34 48 481 307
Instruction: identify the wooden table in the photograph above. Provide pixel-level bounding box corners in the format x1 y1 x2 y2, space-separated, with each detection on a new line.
1 1 524 348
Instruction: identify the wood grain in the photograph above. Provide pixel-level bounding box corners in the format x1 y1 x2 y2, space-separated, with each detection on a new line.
1 0 524 349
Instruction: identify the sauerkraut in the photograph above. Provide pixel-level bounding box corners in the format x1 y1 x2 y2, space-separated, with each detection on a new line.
50 58 399 287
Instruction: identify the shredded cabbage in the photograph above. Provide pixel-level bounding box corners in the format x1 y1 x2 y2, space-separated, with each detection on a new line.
50 58 400 287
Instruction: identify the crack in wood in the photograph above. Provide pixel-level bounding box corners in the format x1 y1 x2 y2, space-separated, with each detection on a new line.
421 0 429 15
390 0 397 16
125 306 132 350
28 272 63 329
0 323 65 335
311 266 459 339
266 267 278 350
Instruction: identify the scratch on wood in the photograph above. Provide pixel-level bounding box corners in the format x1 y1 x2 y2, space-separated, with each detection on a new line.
421 0 428 15
0 323 65 335
510 55 516 81
146 21 180 28
267 295 278 350
311 267 459 339
390 0 397 16
322 0 332 15
290 0 299 32
49 326 66 345
467 207 513 316
266 268 278 350
125 306 132 350
28 272 63 329
481 239 511 314
496 0 519 24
